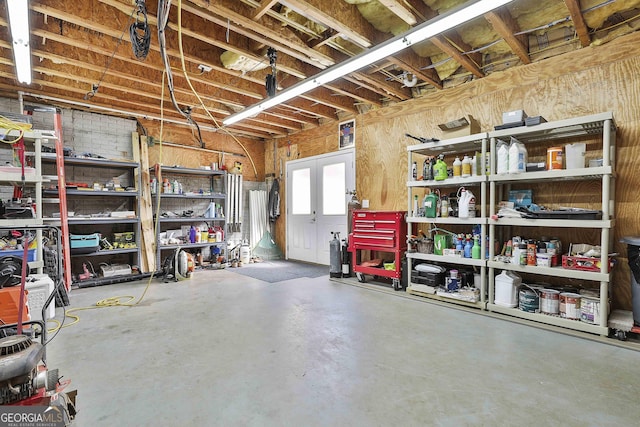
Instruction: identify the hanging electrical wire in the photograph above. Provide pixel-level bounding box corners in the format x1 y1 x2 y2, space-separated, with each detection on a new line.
157 0 204 147
175 0 258 177
130 0 151 60
266 47 277 97
84 7 137 100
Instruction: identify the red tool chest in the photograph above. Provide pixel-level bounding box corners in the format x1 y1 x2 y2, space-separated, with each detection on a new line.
348 210 407 290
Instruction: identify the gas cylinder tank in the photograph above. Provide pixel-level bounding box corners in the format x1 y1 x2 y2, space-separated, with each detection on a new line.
330 232 342 278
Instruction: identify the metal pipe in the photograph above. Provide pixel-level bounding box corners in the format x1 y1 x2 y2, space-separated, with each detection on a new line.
75 272 158 289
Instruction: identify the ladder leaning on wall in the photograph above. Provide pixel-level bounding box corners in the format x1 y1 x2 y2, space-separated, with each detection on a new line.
23 105 72 292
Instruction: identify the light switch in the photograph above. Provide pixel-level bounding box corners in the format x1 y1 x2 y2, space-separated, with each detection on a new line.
362 199 369 208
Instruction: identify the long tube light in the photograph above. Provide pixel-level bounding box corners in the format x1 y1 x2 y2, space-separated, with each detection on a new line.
223 0 514 127
7 0 32 84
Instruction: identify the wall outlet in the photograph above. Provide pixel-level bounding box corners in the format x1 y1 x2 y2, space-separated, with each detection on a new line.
362 199 369 208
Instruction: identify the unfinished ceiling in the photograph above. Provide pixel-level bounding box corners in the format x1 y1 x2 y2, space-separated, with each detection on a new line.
1 0 639 142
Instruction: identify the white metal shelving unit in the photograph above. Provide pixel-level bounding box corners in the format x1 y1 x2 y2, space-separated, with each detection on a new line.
486 112 616 336
0 130 56 272
405 133 489 309
153 165 227 267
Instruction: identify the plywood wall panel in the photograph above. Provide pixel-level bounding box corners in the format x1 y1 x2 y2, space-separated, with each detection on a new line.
141 120 265 181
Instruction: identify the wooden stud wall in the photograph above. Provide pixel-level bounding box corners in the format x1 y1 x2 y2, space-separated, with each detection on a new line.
266 30 640 311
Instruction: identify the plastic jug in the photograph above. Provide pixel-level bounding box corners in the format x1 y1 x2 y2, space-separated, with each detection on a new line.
434 155 448 181
496 140 509 174
457 187 475 218
494 270 522 307
423 192 439 218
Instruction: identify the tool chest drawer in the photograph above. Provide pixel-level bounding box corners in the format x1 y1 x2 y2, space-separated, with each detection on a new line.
351 210 406 249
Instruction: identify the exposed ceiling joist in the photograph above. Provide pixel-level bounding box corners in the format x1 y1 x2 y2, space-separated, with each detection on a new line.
564 0 591 47
485 6 530 65
377 0 417 25
431 33 484 79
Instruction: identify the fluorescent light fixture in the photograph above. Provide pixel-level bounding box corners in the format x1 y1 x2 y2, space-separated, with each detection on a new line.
7 0 32 85
223 0 514 127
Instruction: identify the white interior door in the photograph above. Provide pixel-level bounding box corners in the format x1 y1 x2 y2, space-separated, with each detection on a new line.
286 149 355 264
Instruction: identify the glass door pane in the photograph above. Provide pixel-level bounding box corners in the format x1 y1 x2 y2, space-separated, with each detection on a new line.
291 168 311 215
322 162 345 215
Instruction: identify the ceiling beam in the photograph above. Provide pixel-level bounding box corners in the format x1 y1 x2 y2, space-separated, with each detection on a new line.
564 0 591 47
377 0 417 25
98 0 308 80
279 0 376 48
27 4 267 97
403 0 438 22
485 7 530 64
390 51 443 89
252 0 280 21
301 86 358 115
431 33 484 79
350 72 411 101
187 0 335 68
324 81 383 108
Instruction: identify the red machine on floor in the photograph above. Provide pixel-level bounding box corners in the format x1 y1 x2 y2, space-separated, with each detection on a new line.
348 210 407 290
0 233 76 424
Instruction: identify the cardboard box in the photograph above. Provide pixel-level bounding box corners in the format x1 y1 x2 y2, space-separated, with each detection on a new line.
438 115 480 138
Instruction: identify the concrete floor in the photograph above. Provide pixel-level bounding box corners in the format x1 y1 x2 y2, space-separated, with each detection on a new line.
46 269 640 427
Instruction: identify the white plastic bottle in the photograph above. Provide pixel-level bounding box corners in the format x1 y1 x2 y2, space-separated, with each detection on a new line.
461 155 472 177
453 156 462 177
508 139 520 173
496 141 509 174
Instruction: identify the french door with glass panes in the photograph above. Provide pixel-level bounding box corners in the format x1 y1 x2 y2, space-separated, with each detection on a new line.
286 149 355 265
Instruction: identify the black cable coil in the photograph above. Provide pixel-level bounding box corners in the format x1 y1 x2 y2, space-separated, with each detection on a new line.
130 0 151 60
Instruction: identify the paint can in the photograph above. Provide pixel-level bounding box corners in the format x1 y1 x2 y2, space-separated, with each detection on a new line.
560 292 582 320
540 289 560 314
547 147 563 170
519 287 539 312
580 296 601 324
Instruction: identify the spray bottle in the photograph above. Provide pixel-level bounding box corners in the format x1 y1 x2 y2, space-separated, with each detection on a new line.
472 235 481 259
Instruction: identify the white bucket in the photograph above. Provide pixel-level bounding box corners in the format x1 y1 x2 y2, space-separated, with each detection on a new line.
240 244 251 264
494 271 521 308
565 143 586 169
